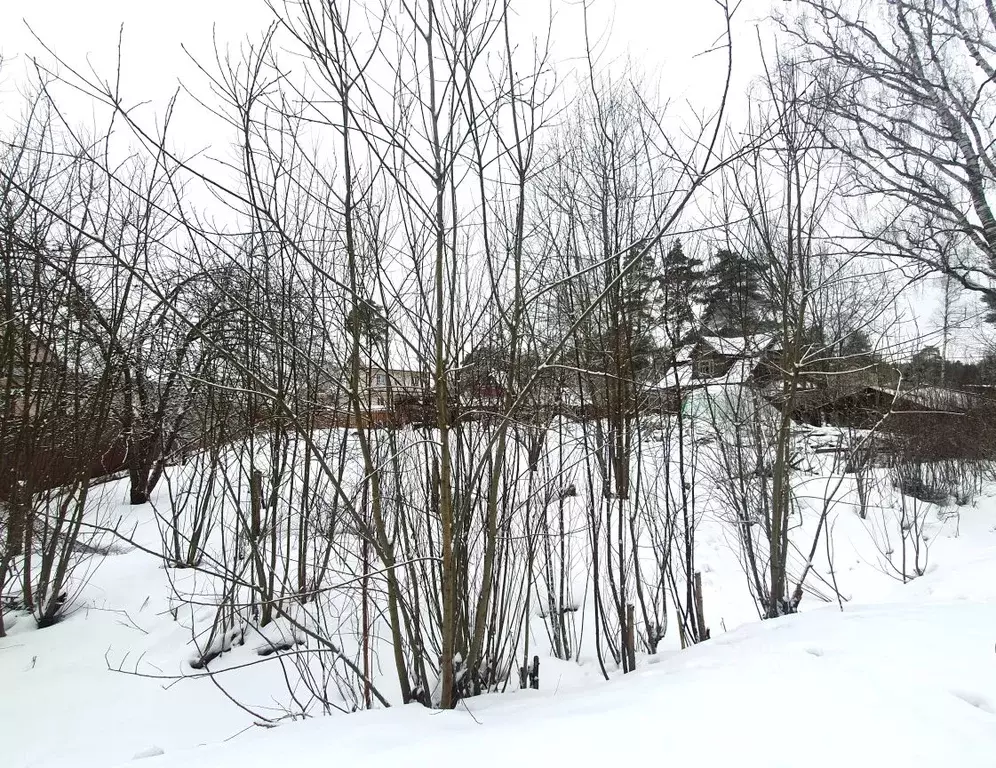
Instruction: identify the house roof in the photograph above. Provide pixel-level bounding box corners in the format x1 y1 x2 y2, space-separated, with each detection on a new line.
655 357 766 390
877 385 994 413
716 358 764 385
652 362 693 391
652 335 778 390
779 381 996 417
698 333 777 358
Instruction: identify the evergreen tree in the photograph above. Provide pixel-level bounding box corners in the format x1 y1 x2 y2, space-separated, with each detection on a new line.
979 351 996 385
701 247 770 336
800 323 876 375
619 238 666 376
660 239 704 344
569 238 666 384
346 299 388 350
907 345 943 385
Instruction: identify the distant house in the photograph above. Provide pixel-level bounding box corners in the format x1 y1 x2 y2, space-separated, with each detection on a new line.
365 365 429 410
617 333 770 423
0 324 129 499
0 324 61 418
319 361 433 427
781 381 996 461
642 348 693 415
646 332 780 413
691 334 779 382
783 382 905 429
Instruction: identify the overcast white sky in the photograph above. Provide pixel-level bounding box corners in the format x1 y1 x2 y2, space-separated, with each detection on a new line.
0 0 988 358
0 1 771 125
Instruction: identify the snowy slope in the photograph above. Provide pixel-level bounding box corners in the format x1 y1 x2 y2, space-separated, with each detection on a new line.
113 597 996 768
4 446 996 767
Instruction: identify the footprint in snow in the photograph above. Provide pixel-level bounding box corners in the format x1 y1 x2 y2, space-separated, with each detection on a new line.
951 690 996 715
132 746 165 760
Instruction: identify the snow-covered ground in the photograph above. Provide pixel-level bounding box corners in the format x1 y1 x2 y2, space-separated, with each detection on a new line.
114 599 996 768
3 435 996 767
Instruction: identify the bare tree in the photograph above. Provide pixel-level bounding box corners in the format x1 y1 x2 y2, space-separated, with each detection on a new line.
780 0 996 314
705 55 891 618
5 0 738 711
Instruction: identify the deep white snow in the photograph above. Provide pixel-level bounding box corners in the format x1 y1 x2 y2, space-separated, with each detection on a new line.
3 447 996 768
